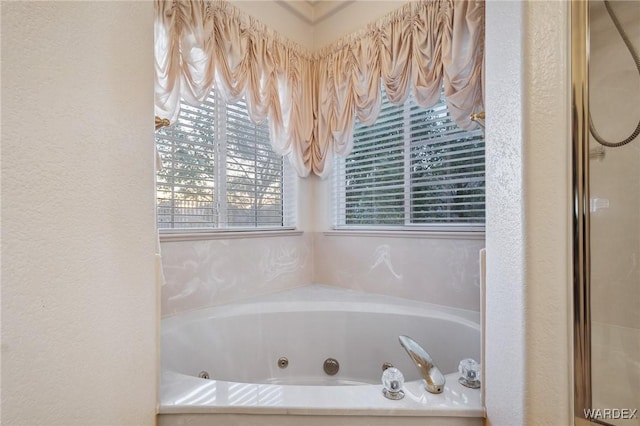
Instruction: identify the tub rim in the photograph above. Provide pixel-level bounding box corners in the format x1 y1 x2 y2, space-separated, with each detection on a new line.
162 284 480 332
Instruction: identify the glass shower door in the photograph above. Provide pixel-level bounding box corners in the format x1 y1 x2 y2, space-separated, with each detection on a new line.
588 1 640 424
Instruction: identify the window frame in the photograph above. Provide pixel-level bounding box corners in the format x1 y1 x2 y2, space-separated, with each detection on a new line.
333 89 485 233
155 90 296 236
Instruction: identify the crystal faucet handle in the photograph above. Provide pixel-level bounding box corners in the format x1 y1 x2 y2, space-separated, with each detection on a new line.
381 367 405 400
458 358 481 389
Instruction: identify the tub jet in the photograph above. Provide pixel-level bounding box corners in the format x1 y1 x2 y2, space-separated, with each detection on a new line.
323 358 339 375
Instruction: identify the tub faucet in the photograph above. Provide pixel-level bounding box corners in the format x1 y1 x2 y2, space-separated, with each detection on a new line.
398 335 445 394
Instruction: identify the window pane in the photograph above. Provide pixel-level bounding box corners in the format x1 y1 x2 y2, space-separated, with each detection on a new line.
156 90 292 230
226 99 284 227
157 100 217 229
345 92 404 225
335 88 485 229
409 102 485 224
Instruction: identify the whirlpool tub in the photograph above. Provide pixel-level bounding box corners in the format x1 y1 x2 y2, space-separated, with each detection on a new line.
159 285 484 426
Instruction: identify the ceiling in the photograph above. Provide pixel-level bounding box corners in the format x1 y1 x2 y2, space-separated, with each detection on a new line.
276 0 354 25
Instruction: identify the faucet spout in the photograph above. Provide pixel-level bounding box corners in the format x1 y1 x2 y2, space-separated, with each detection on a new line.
398 335 445 394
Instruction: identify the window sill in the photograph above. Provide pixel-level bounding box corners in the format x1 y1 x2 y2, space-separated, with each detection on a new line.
159 228 302 242
324 228 485 240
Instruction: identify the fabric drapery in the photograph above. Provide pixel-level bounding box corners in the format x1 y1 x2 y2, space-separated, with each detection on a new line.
154 0 485 178
155 0 315 177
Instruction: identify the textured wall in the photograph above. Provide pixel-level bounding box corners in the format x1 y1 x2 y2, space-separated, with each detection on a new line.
484 1 572 425
589 0 640 421
520 2 572 423
483 2 526 423
1 2 157 425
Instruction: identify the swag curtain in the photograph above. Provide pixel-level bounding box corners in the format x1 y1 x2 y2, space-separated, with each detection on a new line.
155 0 315 177
154 0 485 178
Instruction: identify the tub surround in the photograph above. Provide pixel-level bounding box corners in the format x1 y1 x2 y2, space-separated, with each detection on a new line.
160 232 483 317
160 233 313 316
314 233 484 312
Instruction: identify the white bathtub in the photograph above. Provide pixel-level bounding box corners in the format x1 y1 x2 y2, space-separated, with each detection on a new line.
159 285 484 426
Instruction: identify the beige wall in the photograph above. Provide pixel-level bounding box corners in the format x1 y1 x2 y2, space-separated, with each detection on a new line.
484 1 572 425
230 1 315 50
1 2 157 425
230 0 403 51
313 1 402 49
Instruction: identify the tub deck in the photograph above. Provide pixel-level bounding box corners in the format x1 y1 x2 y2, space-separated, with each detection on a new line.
160 369 483 417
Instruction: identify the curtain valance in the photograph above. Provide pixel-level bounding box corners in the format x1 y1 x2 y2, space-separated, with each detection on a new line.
155 0 315 176
154 0 485 178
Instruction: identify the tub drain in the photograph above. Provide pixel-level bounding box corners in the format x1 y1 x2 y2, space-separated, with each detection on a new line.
198 371 210 380
323 358 339 375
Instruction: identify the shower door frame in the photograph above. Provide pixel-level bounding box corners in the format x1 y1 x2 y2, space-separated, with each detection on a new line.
571 0 592 423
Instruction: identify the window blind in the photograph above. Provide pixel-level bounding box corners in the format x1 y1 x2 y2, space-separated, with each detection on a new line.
334 88 485 230
156 90 294 230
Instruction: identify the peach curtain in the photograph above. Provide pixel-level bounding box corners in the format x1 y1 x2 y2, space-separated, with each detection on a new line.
155 0 315 177
154 0 485 178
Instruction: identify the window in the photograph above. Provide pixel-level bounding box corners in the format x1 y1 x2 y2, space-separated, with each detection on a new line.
156 90 295 230
334 88 485 231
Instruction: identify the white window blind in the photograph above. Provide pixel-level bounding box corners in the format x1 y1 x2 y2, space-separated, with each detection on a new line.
156 90 295 230
334 88 485 230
